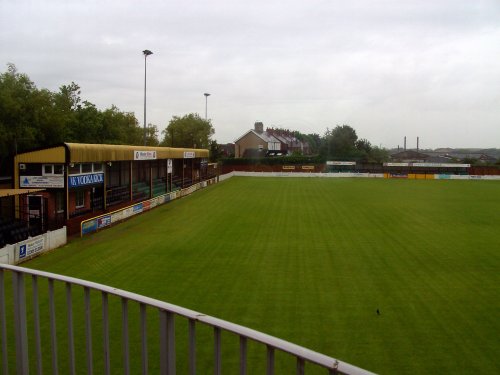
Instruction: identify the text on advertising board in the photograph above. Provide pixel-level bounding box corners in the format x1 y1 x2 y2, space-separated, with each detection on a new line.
184 151 195 158
327 161 356 166
19 237 45 259
20 175 64 188
68 173 104 188
134 150 157 160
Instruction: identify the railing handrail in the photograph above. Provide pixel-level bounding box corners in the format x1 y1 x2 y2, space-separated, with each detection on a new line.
0 263 374 374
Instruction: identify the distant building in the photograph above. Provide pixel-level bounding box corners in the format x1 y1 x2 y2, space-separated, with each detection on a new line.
234 122 310 158
266 128 310 155
448 153 497 164
390 150 430 163
219 143 235 157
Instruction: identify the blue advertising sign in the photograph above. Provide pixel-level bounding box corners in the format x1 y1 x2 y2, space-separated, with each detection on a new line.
68 173 104 188
97 215 111 229
82 219 98 234
19 244 27 259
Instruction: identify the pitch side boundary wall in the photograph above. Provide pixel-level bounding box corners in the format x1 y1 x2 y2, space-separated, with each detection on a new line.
80 177 218 237
218 171 500 181
0 226 67 265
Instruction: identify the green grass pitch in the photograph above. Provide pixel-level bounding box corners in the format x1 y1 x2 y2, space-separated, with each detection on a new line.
12 177 500 374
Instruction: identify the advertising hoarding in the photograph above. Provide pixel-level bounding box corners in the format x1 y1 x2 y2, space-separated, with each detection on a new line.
68 173 104 188
18 237 45 259
20 176 64 188
134 150 157 160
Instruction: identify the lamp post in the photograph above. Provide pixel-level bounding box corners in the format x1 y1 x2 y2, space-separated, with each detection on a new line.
143 49 153 146
204 92 210 121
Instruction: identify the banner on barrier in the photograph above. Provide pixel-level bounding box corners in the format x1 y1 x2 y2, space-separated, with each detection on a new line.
82 219 98 234
81 179 217 236
97 215 111 229
326 161 356 166
18 237 45 259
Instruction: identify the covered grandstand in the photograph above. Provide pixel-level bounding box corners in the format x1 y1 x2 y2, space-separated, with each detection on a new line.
12 143 211 234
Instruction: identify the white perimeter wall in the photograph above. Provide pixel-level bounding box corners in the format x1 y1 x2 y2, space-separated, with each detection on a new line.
0 227 67 265
220 172 385 179
219 171 500 180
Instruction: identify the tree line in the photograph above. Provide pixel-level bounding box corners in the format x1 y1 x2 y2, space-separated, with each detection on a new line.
1 63 388 172
259 125 389 163
0 64 215 172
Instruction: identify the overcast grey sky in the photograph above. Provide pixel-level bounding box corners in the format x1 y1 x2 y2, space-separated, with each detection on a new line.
1 0 499 149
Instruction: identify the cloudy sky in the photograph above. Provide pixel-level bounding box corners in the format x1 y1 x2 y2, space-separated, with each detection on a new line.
1 0 499 149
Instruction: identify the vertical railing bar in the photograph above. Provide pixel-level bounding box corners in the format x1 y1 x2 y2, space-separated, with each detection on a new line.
296 357 305 375
48 278 59 375
12 271 29 375
32 275 42 375
188 319 196 375
140 303 148 375
159 310 167 375
102 292 110 375
267 345 275 375
84 287 93 375
122 298 130 375
66 283 75 375
239 336 247 375
0 269 9 375
214 327 221 375
166 312 176 375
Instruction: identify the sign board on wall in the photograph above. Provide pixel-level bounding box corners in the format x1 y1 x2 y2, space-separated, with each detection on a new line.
20 176 64 188
326 161 356 166
184 151 195 159
384 163 409 167
134 150 157 160
97 215 111 228
68 173 104 188
82 219 98 234
384 162 470 168
167 159 173 173
18 237 45 259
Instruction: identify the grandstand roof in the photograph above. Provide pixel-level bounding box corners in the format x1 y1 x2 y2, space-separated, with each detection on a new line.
0 189 44 198
14 143 209 164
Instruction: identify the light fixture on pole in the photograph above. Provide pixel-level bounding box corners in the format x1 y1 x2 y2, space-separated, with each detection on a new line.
204 93 211 121
143 49 153 146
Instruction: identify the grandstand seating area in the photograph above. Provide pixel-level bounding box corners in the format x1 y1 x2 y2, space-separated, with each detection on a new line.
105 178 191 207
172 176 192 190
0 218 41 247
106 185 130 206
132 181 151 201
152 178 167 197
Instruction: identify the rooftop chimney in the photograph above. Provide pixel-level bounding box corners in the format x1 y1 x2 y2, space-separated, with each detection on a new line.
254 122 264 134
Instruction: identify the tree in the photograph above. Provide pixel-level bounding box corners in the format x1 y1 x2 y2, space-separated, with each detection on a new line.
161 113 214 148
355 138 372 154
144 124 160 146
209 140 224 162
367 146 389 163
322 125 358 159
0 63 39 158
0 64 154 158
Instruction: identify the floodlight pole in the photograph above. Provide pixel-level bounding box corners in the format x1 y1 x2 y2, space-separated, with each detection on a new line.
143 49 153 146
204 93 210 121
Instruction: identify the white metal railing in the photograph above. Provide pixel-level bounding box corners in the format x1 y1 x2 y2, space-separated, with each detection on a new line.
0 264 375 375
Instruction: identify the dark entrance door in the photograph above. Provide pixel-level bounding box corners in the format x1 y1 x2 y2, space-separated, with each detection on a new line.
28 195 46 233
